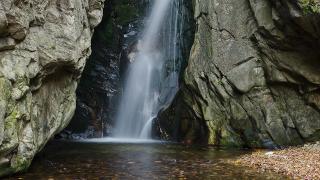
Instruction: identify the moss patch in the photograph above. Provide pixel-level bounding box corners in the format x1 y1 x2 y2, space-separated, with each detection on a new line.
0 109 20 156
0 78 11 100
299 0 320 14
11 155 31 173
114 3 139 25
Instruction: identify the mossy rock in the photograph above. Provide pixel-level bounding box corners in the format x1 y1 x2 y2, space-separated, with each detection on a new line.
11 155 31 173
299 0 320 14
0 155 31 177
0 78 12 147
0 78 11 101
219 127 245 148
0 109 20 156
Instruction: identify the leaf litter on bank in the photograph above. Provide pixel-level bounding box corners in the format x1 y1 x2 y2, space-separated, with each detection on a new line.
230 142 320 179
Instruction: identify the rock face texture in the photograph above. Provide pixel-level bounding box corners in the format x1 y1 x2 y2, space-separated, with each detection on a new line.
0 0 104 176
160 0 320 148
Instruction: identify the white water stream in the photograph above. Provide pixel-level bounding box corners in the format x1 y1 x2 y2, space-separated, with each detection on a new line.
113 0 184 140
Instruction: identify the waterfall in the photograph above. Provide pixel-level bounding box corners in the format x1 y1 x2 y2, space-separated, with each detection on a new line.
113 0 185 140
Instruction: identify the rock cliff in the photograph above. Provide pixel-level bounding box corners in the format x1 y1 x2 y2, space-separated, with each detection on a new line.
0 0 104 176
160 0 320 148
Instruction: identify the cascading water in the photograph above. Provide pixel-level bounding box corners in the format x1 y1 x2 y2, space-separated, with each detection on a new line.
113 0 186 140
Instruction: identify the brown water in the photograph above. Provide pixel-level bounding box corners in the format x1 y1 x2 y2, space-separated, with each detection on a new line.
8 140 286 179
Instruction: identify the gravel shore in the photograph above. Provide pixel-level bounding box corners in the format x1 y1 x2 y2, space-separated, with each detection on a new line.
231 142 320 179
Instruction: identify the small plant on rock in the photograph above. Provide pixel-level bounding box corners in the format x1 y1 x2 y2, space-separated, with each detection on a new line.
299 0 320 14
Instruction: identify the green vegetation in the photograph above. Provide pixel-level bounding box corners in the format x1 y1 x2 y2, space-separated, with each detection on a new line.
114 3 139 25
100 0 140 47
0 78 11 99
100 19 114 46
11 156 31 173
299 0 320 14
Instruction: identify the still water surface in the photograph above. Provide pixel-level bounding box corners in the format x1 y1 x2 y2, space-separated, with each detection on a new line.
9 140 286 179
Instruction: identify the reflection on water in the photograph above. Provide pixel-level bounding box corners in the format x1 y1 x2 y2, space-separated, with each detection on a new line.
9 141 285 179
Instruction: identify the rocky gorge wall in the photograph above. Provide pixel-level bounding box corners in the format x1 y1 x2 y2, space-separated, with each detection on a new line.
1 0 320 177
160 0 320 148
0 0 104 176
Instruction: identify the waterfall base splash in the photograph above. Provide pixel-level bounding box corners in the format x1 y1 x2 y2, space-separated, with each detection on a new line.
79 137 163 143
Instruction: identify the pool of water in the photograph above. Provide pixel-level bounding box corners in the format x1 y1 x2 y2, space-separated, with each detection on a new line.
9 140 286 179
